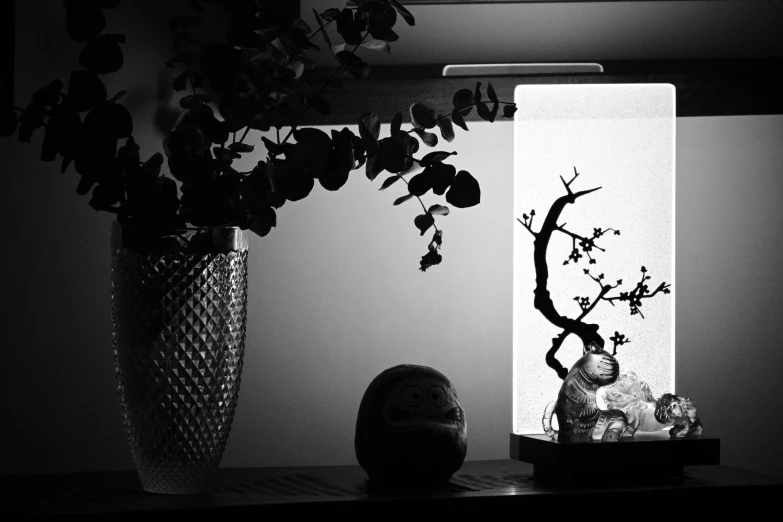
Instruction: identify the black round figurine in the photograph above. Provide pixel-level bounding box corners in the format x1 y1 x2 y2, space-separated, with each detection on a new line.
355 364 467 485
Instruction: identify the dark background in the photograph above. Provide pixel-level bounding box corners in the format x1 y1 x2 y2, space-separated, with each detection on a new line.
2 0 782 479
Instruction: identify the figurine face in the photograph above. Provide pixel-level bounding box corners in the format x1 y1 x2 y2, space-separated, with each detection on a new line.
382 376 464 428
580 343 620 387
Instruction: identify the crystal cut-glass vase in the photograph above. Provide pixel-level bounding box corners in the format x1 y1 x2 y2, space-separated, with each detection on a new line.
110 222 249 494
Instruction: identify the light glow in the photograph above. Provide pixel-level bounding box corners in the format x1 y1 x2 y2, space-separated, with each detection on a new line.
512 84 676 435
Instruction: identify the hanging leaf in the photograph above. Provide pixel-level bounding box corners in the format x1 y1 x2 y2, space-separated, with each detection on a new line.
67 70 107 112
436 116 455 142
503 104 518 118
51 104 85 158
429 229 443 251
488 101 499 122
452 88 474 116
446 170 481 208
358 112 380 155
179 93 209 109
393 193 414 206
394 130 419 172
228 142 254 153
414 213 435 236
378 137 406 174
389 0 415 26
408 170 433 196
368 16 398 42
420 250 442 272
84 102 132 139
79 34 126 74
367 0 398 28
410 103 437 129
199 43 240 93
172 71 190 92
313 8 334 54
451 107 468 131
380 175 400 190
293 18 312 33
366 154 384 181
487 83 498 103
361 38 391 53
262 136 282 157
476 101 491 121
271 163 314 202
332 127 355 175
336 50 370 78
414 214 439 239
428 204 450 216
320 8 341 21
391 112 403 135
66 8 106 42
319 144 350 191
429 162 457 196
336 9 365 45
32 79 63 106
293 127 333 177
420 150 456 167
305 96 331 115
412 127 437 147
474 82 482 104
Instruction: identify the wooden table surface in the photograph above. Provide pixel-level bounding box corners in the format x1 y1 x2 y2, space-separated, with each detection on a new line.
2 460 780 514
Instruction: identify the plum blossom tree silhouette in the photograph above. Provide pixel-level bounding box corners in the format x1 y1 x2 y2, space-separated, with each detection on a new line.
518 167 671 379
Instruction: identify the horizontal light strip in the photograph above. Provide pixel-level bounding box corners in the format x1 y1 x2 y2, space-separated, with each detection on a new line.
442 63 604 77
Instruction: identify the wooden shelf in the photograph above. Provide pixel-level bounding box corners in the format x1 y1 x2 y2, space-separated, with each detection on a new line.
2 459 780 514
304 58 783 126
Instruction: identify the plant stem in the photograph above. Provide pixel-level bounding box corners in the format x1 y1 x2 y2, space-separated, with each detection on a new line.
238 126 251 144
279 31 370 147
307 19 334 45
406 101 518 135
400 176 440 234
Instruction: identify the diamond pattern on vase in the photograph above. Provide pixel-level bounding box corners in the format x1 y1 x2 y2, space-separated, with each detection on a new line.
111 247 248 495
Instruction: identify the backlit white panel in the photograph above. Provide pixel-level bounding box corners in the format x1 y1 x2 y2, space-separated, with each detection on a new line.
512 84 675 434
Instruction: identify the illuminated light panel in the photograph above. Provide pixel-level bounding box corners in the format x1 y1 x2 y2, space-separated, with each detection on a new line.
512 84 675 435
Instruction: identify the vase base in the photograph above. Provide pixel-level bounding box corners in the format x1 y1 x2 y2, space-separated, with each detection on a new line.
136 468 215 495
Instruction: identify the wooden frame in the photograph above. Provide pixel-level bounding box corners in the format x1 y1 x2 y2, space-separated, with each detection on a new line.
306 59 783 126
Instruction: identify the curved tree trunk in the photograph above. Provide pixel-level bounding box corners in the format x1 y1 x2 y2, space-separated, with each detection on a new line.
531 182 605 379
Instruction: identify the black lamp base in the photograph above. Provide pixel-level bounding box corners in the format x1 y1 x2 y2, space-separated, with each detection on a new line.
510 432 721 481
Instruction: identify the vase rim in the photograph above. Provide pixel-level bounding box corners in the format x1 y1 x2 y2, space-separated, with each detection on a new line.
111 219 242 232
111 220 249 252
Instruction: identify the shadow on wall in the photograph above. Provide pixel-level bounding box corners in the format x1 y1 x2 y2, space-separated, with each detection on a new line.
2 0 783 480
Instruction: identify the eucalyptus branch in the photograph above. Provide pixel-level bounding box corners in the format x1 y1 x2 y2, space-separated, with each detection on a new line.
307 19 334 44
278 31 370 148
400 176 440 235
238 126 251 144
